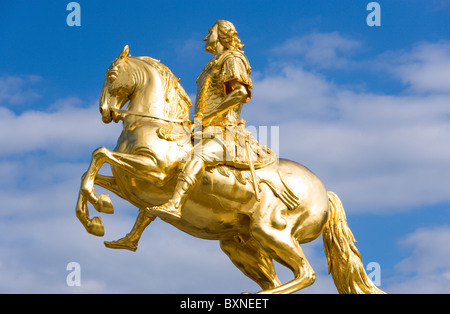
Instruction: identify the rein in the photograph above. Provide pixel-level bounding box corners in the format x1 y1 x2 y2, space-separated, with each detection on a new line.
111 108 191 124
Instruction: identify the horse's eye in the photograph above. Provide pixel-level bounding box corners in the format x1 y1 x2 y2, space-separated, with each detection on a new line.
107 66 119 83
107 74 117 83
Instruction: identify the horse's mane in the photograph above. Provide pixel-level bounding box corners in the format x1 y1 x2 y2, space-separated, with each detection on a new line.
133 56 192 120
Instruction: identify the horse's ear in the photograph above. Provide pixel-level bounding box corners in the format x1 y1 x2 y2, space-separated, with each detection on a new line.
119 45 129 59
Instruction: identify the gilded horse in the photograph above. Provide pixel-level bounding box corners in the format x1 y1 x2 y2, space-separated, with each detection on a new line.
76 46 384 294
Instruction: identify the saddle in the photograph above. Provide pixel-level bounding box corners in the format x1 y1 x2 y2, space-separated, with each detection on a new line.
211 163 300 211
157 121 300 211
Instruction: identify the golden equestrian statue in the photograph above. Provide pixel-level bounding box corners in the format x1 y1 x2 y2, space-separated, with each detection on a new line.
76 20 385 294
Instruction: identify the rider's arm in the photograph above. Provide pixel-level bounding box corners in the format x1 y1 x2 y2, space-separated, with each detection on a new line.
202 79 249 124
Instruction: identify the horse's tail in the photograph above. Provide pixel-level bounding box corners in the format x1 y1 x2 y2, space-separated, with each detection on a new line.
322 191 386 294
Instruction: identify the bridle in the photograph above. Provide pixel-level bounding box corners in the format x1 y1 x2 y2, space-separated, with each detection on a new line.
110 107 191 124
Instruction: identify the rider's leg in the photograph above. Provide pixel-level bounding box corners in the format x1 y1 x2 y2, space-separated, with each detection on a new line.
104 208 155 251
147 138 224 219
147 157 205 219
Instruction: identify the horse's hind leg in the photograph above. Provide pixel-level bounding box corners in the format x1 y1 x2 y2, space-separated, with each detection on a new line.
220 237 281 292
250 186 316 294
251 229 315 294
256 237 315 294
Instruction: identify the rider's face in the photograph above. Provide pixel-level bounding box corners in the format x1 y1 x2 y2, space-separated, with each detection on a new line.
204 24 219 53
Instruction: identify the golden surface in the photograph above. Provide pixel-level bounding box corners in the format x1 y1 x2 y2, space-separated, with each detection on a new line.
76 20 385 294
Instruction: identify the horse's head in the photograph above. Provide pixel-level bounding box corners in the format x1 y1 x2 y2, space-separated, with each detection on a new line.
99 45 134 123
100 45 192 124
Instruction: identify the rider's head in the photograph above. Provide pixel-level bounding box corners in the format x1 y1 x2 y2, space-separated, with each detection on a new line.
216 20 244 50
204 20 244 54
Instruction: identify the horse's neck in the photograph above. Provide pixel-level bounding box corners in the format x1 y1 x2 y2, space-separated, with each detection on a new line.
127 58 190 122
127 67 166 118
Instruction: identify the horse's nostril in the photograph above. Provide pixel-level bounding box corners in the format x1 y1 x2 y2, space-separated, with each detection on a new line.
100 105 108 115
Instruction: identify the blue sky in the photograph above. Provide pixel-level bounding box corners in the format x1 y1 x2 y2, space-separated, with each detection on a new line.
0 0 449 293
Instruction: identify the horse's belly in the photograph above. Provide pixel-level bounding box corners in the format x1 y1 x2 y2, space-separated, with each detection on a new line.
165 201 250 240
164 171 256 239
113 166 255 240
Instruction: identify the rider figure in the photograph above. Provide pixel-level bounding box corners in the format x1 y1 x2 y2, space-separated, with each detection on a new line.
148 19 274 219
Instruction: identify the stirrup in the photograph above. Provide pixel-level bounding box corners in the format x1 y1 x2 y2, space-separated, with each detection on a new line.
147 202 182 219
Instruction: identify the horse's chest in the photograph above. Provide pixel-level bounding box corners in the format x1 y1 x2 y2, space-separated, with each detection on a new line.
115 123 160 154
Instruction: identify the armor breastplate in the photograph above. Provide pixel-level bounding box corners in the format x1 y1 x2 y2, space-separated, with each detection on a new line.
195 53 246 126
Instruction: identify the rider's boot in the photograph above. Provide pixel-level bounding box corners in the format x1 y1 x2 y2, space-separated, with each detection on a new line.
148 158 205 219
104 209 155 251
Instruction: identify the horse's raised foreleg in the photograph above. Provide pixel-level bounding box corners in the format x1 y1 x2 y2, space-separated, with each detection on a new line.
77 146 165 236
80 146 170 214
92 173 124 201
75 188 105 236
76 172 119 236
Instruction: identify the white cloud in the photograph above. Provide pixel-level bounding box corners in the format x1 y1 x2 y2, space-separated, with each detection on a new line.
0 98 121 157
249 64 335 123
244 40 450 213
0 75 42 105
386 225 450 293
271 31 363 68
380 41 450 93
0 208 264 293
180 37 204 57
396 225 450 275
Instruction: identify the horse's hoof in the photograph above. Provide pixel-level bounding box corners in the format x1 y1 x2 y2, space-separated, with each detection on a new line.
97 194 114 214
87 217 105 236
